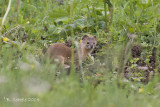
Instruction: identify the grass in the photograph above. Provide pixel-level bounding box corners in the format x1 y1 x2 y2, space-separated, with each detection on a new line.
0 0 160 107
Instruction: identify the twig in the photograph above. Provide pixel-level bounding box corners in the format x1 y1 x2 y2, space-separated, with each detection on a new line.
0 25 21 46
2 25 21 36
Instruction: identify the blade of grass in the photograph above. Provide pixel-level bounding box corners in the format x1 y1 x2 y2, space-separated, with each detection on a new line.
0 0 12 34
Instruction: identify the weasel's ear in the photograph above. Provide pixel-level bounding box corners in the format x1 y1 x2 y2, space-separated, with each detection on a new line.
94 36 97 40
82 35 88 40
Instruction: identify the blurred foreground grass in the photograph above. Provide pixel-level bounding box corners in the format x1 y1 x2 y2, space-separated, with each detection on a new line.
0 44 160 107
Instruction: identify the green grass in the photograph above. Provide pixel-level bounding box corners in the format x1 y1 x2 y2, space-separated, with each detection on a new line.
0 0 160 107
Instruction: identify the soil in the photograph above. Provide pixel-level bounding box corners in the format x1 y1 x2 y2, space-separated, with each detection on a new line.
124 45 156 82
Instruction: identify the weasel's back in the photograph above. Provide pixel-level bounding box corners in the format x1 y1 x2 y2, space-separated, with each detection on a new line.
47 43 72 58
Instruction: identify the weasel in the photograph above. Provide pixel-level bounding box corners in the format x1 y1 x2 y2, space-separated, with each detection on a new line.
46 35 97 68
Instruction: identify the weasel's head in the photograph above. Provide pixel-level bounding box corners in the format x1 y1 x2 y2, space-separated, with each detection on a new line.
81 35 97 50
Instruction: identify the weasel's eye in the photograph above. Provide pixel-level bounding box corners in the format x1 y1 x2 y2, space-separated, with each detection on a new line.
93 43 95 44
87 42 90 44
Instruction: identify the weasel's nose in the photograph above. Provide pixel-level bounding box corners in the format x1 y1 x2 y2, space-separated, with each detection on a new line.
91 45 93 49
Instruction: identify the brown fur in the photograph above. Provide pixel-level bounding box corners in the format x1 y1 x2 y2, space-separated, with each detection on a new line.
46 35 97 68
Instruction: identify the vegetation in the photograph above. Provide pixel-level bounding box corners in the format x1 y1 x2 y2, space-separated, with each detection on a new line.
0 0 160 107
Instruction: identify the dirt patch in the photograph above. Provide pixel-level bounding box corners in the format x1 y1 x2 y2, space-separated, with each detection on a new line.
124 45 156 82
131 45 142 58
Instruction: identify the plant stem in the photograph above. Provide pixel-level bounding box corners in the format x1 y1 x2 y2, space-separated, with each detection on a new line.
70 2 75 76
0 0 12 34
104 1 108 32
16 0 20 23
103 0 113 32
